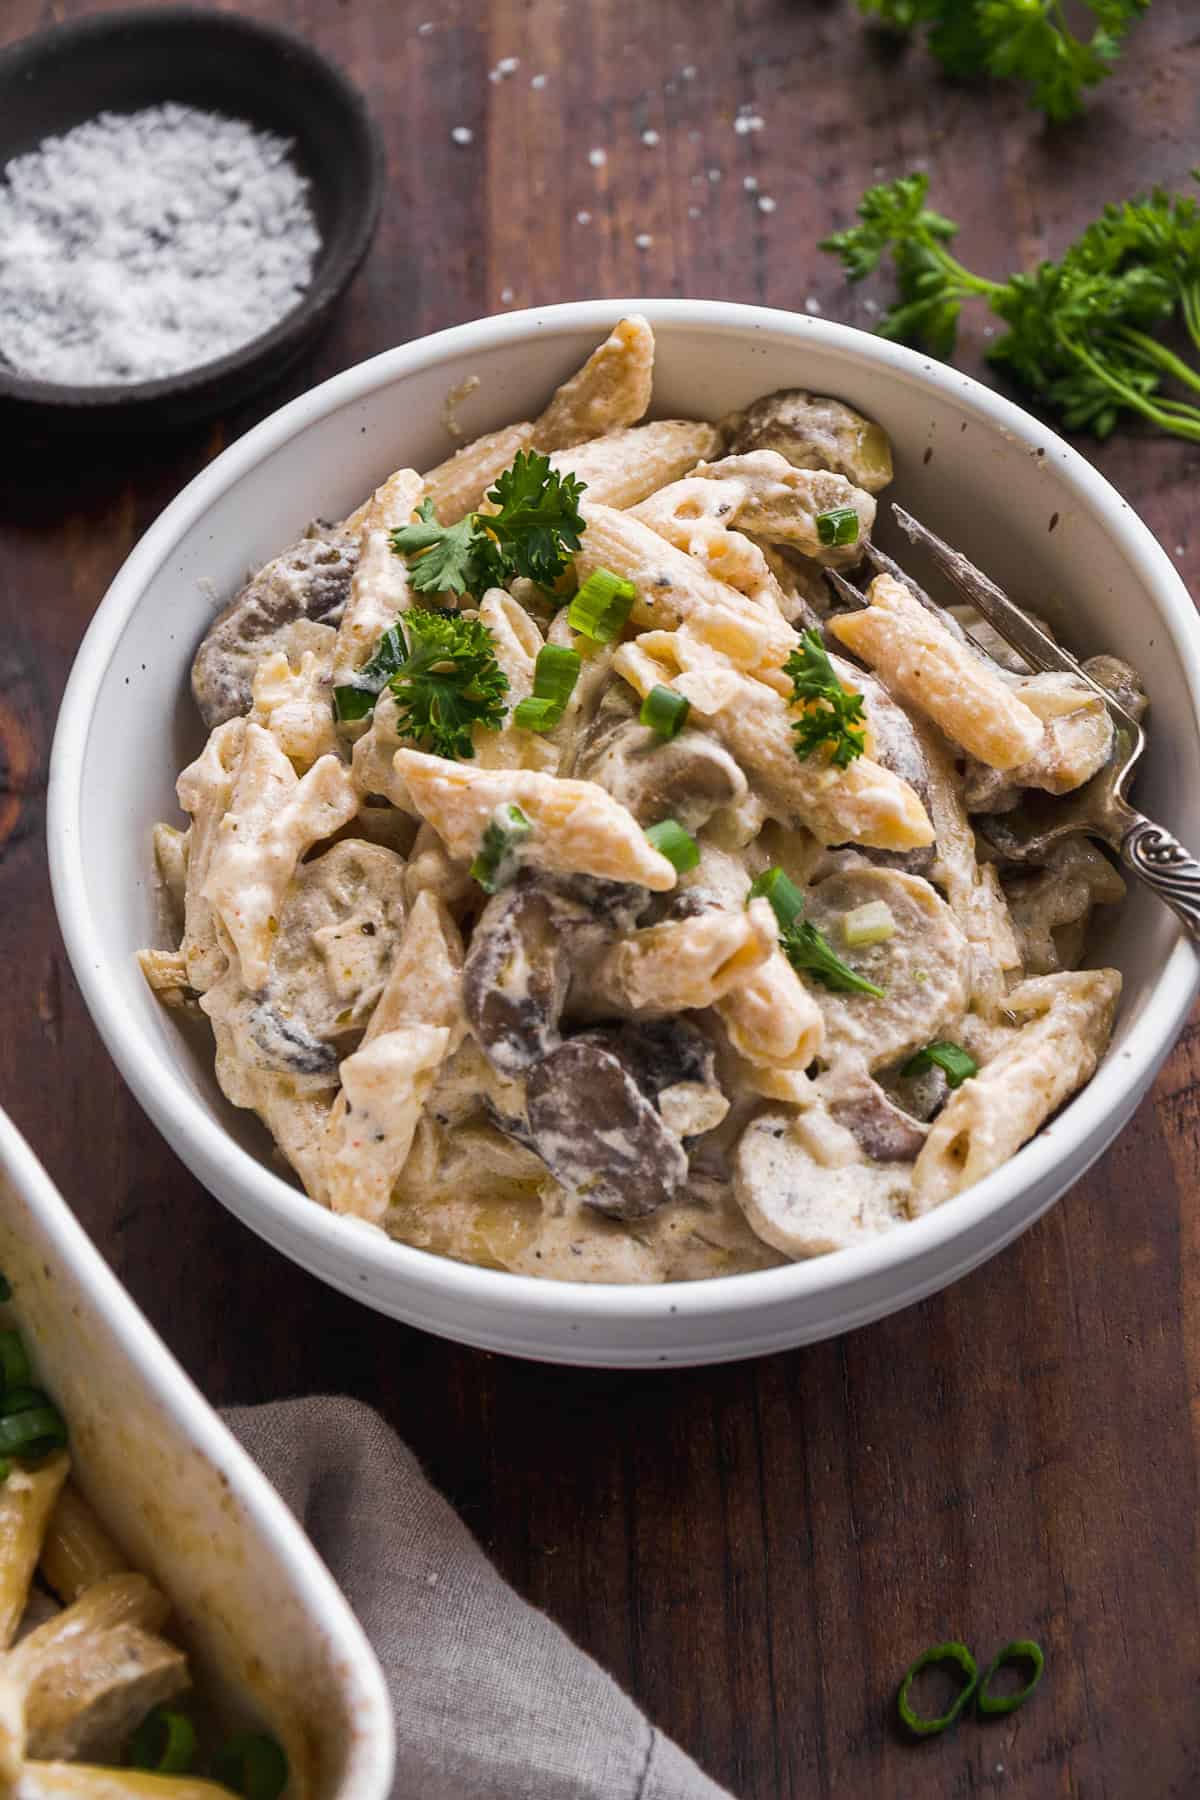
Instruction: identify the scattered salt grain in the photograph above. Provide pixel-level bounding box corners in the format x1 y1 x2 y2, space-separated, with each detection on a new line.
576 210 593 225
417 20 433 34
642 130 661 147
734 112 765 135
1176 545 1186 557
531 73 548 89
863 297 880 315
688 205 701 219
804 296 822 315
707 167 722 183
451 126 474 145
496 56 520 75
634 233 654 249
743 175 759 192
681 64 698 80
757 195 777 214
588 148 607 168
500 287 514 304
0 103 320 387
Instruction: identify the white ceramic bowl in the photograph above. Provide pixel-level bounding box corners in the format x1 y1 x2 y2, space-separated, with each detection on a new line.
47 299 1200 1367
0 1105 395 1799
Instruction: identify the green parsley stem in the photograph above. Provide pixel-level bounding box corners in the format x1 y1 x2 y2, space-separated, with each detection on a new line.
1116 328 1200 398
1059 333 1200 442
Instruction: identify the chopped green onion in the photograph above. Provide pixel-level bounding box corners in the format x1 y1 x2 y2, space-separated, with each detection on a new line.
0 1405 66 1456
897 1642 979 1738
645 819 699 873
513 644 581 732
640 684 691 740
0 1331 31 1392
816 506 861 548
214 1732 289 1800
748 866 806 932
470 803 533 894
841 901 896 948
901 1041 979 1089
130 1707 197 1774
747 866 885 997
567 567 636 642
977 1640 1044 1717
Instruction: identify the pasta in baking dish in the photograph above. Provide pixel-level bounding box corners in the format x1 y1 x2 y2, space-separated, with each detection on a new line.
0 1294 287 1797
141 315 1135 1283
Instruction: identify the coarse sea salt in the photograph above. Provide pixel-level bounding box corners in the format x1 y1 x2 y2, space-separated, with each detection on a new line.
0 104 320 387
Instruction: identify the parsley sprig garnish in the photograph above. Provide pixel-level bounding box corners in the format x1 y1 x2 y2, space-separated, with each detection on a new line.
822 172 1200 442
749 868 885 998
333 609 508 759
785 631 867 769
856 1 1149 123
390 451 587 599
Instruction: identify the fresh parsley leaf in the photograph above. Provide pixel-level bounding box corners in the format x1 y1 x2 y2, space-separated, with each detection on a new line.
822 171 1200 444
332 623 409 722
387 609 509 759
390 452 587 601
901 1040 979 1087
784 631 868 769
748 867 886 998
484 451 587 587
854 0 1149 119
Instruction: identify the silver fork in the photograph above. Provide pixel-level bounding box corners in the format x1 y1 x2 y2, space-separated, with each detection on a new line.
824 503 1200 945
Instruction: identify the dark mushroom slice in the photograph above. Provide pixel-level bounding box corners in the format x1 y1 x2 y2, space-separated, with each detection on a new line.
723 389 894 493
825 1074 929 1162
191 524 359 728
525 1037 689 1221
582 1017 723 1124
463 877 592 1077
247 1004 341 1077
575 709 749 832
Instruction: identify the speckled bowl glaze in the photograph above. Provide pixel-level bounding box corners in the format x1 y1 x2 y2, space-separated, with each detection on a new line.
0 7 383 433
0 1104 394 1797
47 300 1200 1365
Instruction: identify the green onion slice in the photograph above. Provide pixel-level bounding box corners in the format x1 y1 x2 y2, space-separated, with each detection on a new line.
640 684 691 740
567 567 636 642
0 1385 48 1417
748 866 806 932
0 1331 31 1392
897 1642 979 1738
815 506 861 548
513 644 581 732
214 1731 290 1800
977 1639 1044 1717
0 1404 67 1456
901 1041 978 1089
644 818 699 873
130 1706 198 1774
470 803 533 894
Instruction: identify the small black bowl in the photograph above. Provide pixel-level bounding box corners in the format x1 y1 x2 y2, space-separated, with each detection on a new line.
0 7 384 433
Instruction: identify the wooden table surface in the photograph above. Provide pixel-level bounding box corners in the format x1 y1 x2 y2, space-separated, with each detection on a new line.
2 2 1199 1794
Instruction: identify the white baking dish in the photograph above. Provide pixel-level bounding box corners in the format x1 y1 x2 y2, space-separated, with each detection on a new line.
0 1105 394 1798
46 299 1200 1365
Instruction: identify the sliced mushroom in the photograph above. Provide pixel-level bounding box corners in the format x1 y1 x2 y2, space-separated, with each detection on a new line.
575 705 749 832
191 524 358 728
525 1034 689 1221
801 866 970 1072
837 665 936 876
822 1068 929 1162
1002 836 1126 975
463 878 586 1076
734 1108 910 1258
722 389 894 493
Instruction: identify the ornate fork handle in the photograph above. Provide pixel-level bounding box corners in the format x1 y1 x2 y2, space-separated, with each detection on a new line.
1119 813 1200 945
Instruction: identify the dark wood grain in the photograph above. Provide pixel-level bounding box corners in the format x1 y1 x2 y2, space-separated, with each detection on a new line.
2 2 1199 1794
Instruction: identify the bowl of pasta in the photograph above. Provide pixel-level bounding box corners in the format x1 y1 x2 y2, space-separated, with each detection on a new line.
47 300 1200 1365
0 1103 394 1795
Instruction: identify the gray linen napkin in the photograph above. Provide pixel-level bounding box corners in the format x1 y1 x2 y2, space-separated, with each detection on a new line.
225 1397 734 1800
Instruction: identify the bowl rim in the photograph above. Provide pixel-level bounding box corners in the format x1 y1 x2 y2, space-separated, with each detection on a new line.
0 1103 396 1795
0 5 384 413
46 296 1200 1326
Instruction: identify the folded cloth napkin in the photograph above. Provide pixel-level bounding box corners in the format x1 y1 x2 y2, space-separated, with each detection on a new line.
225 1397 733 1800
